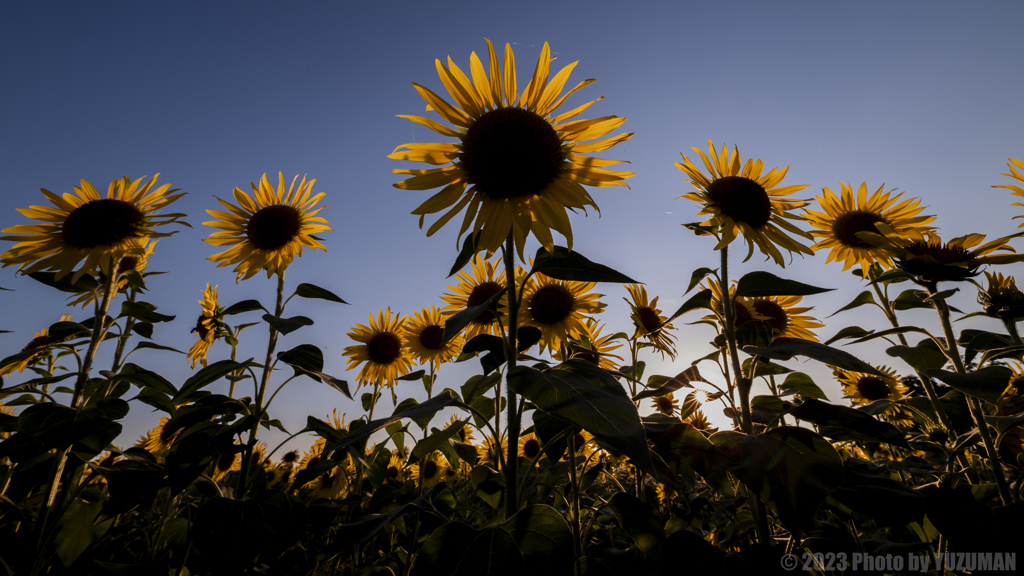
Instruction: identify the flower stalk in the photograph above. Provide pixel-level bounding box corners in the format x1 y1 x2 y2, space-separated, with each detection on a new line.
503 232 520 520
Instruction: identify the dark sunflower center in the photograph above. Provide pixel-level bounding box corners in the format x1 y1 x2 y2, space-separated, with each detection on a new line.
422 460 438 479
831 211 887 249
367 332 402 364
656 396 674 414
246 205 302 251
192 315 212 340
282 451 298 463
460 107 565 200
456 426 467 442
573 433 585 452
22 335 49 352
905 241 972 264
856 377 891 401
706 176 772 230
574 352 600 366
217 453 237 472
750 301 788 334
418 325 445 350
637 307 662 333
386 465 399 479
306 456 320 469
900 241 977 282
467 281 503 324
530 284 575 325
523 439 541 459
61 199 145 248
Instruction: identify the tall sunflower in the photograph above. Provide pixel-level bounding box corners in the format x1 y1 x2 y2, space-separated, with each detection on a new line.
651 392 679 417
993 158 1024 227
204 173 331 281
675 141 813 266
553 317 623 370
441 254 512 339
0 175 185 282
835 365 907 405
66 239 158 307
343 308 414 387
803 182 935 271
860 225 1024 284
187 283 226 369
624 284 676 359
0 314 73 376
705 281 822 341
404 305 463 368
391 40 634 256
519 272 605 354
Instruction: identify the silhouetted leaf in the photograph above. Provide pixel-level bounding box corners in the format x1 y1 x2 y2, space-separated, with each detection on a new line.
324 391 459 454
662 289 713 327
448 232 483 277
531 245 638 283
441 287 506 346
608 493 665 559
499 504 574 574
734 271 832 298
886 338 947 372
28 271 98 293
293 283 348 304
743 337 886 377
222 299 266 316
634 366 708 400
173 359 251 402
824 326 872 346
830 291 877 317
119 301 174 323
779 372 827 400
790 398 908 447
924 366 1012 404
686 267 716 293
262 314 313 335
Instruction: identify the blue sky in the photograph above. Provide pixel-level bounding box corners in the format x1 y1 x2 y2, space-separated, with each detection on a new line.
2 1 1023 453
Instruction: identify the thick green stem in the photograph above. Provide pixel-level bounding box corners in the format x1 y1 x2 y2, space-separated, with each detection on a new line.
929 286 1013 505
503 233 520 520
567 434 582 576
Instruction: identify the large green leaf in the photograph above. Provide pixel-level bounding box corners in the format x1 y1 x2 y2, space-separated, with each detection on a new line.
686 267 716 293
119 301 175 323
117 363 177 396
531 245 638 283
662 289 713 326
829 290 877 317
262 314 313 335
608 492 665 559
790 398 908 447
277 345 352 400
823 326 873 346
448 231 483 277
172 359 252 403
886 338 948 372
499 504 574 574
293 283 348 304
743 337 887 377
324 391 459 454
508 359 653 472
55 499 112 567
779 372 828 400
441 286 506 346
222 299 267 316
924 366 1012 404
734 271 833 298
28 271 98 293
633 366 708 400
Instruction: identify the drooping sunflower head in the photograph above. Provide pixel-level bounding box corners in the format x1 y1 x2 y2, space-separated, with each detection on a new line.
187 283 226 369
553 317 623 370
343 308 413 388
652 392 679 417
204 173 332 281
520 272 605 354
624 284 676 359
0 313 73 376
977 271 1024 321
803 182 935 271
441 254 513 339
993 158 1024 228
445 414 475 444
1 175 185 282
391 40 634 257
518 432 543 462
860 225 1024 284
404 305 463 368
835 365 907 406
66 238 159 308
675 141 814 266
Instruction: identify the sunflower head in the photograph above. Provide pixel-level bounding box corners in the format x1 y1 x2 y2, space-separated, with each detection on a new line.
0 314 74 376
553 317 623 370
977 271 1024 321
675 141 813 266
520 272 605 354
187 283 226 369
204 173 332 281
1 175 185 283
706 280 822 342
518 432 543 462
804 183 935 271
445 414 475 444
993 158 1024 228
477 434 507 467
835 365 907 406
441 255 515 339
624 284 676 358
686 410 717 433
343 308 413 388
404 305 463 368
391 40 634 258
652 393 679 417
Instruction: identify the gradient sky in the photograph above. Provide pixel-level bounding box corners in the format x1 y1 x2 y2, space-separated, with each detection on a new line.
2 1 1023 455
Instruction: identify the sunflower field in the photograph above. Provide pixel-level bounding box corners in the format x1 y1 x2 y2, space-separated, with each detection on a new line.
2 39 1024 576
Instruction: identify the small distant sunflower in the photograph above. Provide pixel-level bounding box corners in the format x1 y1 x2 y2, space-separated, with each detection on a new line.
624 284 676 358
803 182 935 271
343 308 413 388
687 410 718 434
519 272 605 353
66 239 158 307
835 365 907 405
655 483 677 506
0 313 72 376
860 225 1024 284
993 158 1024 227
298 438 327 471
385 450 406 482
204 173 331 281
977 271 1024 321
391 40 634 256
554 317 623 370
139 417 179 454
706 281 822 341
444 415 475 444
518 432 543 461
0 175 185 282
477 433 507 467
410 451 444 488
652 393 679 417
404 306 463 368
187 283 226 369
441 255 511 339
675 141 813 266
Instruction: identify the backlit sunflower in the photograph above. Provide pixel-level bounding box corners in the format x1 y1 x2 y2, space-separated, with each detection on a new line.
687 410 718 434
0 175 185 282
0 313 72 376
675 141 813 266
187 283 226 369
66 239 158 308
705 281 822 342
977 271 1024 321
518 432 543 462
993 158 1024 227
343 308 414 387
519 272 605 354
404 306 463 368
410 451 445 488
444 414 475 444
477 433 507 467
204 173 331 281
624 284 676 358
803 182 935 271
391 40 634 257
441 254 511 339
651 392 679 417
835 365 907 405
860 225 1024 284
554 317 623 370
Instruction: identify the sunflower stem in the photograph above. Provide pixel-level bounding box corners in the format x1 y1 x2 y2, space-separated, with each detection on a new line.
1004 318 1023 347
567 433 582 576
503 232 520 520
928 285 1013 505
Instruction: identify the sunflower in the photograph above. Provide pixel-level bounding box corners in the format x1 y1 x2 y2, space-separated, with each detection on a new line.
391 40 634 257
860 225 1024 284
652 392 679 417
343 308 413 387
0 313 73 377
441 254 511 339
675 141 813 266
404 306 463 368
139 416 178 454
518 432 543 462
624 284 676 358
835 365 907 406
187 283 226 369
519 272 605 354
0 175 185 282
705 281 822 342
66 239 158 307
204 173 331 281
298 437 327 471
553 317 623 370
385 449 406 482
803 182 935 271
993 158 1024 227
977 271 1024 321
477 433 507 467
686 410 718 434
444 414 475 444
409 451 444 488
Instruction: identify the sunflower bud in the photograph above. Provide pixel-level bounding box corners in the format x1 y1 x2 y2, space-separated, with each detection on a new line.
977 272 1024 321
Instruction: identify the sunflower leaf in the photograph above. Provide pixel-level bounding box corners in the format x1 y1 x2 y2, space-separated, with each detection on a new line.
448 231 484 277
293 283 348 305
531 246 638 283
411 420 467 462
119 301 175 323
262 314 313 335
824 326 873 346
398 370 426 382
129 341 185 355
869 269 915 285
27 271 98 294
324 390 459 455
886 339 948 372
173 359 253 403
222 300 267 316
743 337 887 377
923 366 1012 404
829 290 878 317
46 321 91 342
499 504 575 574
779 372 828 400
849 326 931 344
441 287 506 346
790 398 908 447
686 267 716 294
633 366 708 400
734 271 833 298
607 492 665 559
662 289 713 328
278 345 351 400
